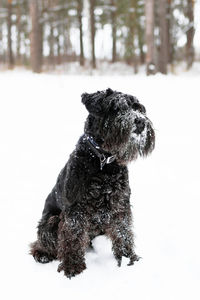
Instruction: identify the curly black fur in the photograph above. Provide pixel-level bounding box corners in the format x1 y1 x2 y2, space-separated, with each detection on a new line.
30 88 155 278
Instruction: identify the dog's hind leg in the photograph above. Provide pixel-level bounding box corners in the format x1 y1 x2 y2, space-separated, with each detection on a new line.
30 214 60 263
30 190 62 263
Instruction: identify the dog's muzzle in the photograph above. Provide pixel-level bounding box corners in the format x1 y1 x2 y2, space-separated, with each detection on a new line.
134 118 146 135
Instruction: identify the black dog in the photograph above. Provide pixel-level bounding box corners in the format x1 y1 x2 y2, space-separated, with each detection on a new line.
30 88 155 278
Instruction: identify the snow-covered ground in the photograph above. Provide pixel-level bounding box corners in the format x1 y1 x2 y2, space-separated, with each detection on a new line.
0 68 200 300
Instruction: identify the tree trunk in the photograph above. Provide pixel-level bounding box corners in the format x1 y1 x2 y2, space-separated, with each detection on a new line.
158 0 168 74
111 0 117 63
49 24 55 67
137 21 145 64
7 0 14 69
30 0 42 73
166 0 172 64
78 0 85 66
125 0 138 73
56 33 61 65
145 0 155 75
186 0 195 70
89 0 96 69
16 3 21 65
0 22 3 63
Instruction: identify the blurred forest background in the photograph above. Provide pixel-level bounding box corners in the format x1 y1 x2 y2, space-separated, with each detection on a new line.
0 0 199 75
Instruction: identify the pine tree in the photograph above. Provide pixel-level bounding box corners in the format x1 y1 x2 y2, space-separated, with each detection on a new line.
89 0 96 68
186 0 195 69
145 0 155 75
77 0 85 66
30 0 43 73
158 0 168 74
110 0 117 62
7 0 14 69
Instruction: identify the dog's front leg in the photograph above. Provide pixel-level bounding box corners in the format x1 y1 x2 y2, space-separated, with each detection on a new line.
106 213 140 267
57 212 89 278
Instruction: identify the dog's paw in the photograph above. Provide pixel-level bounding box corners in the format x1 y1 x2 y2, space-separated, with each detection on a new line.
116 256 122 267
57 261 86 279
127 254 141 266
33 250 55 264
114 252 141 267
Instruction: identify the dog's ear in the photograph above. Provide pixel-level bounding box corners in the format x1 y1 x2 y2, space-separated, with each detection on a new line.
81 92 91 107
105 88 114 97
81 90 108 116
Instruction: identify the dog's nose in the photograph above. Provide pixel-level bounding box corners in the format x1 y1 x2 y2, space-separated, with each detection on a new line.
135 118 145 134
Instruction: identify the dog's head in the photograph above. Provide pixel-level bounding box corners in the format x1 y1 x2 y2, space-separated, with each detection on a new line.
82 88 155 164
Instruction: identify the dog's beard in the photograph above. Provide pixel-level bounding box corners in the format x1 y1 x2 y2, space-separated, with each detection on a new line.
99 109 155 165
116 120 155 164
131 121 155 156
131 127 148 156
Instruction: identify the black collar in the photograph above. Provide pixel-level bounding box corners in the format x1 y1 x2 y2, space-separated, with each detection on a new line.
83 134 116 170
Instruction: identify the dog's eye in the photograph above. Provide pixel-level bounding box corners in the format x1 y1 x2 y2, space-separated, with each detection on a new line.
132 103 146 114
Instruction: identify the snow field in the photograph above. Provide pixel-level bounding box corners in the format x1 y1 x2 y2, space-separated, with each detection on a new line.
0 69 200 300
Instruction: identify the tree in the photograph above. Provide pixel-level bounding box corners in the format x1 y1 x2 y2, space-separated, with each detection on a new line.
186 0 195 69
110 0 117 63
89 0 96 68
158 0 168 74
16 2 22 65
145 0 155 75
0 20 4 64
124 1 135 65
77 0 85 66
136 0 145 64
166 0 172 64
30 0 43 73
7 0 14 69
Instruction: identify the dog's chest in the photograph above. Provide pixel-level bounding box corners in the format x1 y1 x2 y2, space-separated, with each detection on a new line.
84 167 130 225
